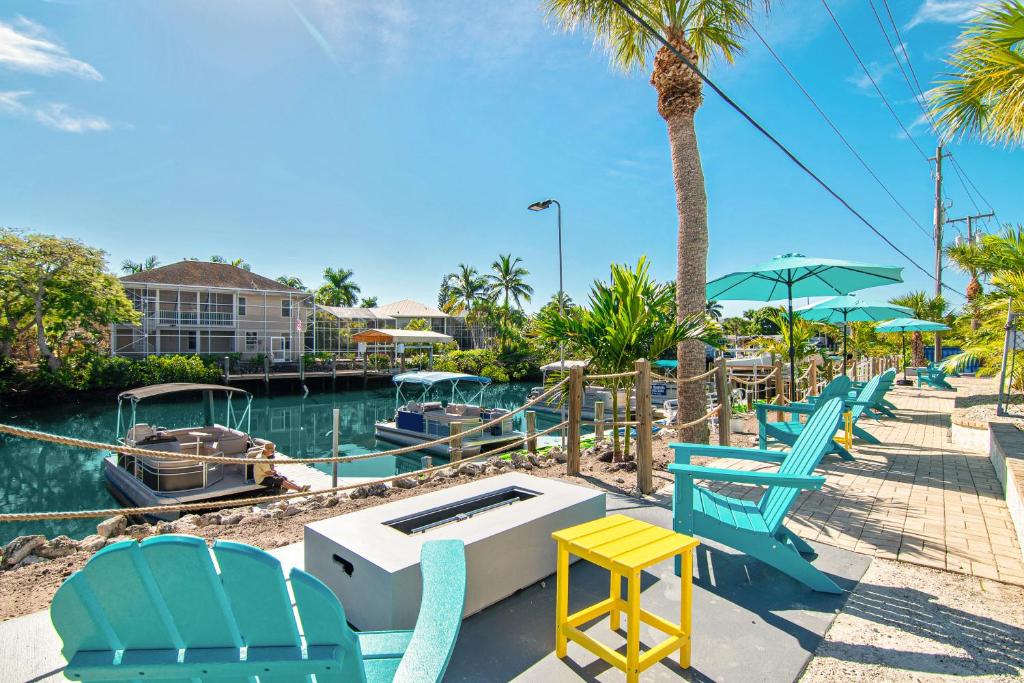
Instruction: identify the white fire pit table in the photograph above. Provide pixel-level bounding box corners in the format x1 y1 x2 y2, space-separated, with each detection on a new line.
304 472 605 630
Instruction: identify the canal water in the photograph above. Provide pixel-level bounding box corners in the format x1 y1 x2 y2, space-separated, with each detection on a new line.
0 382 537 544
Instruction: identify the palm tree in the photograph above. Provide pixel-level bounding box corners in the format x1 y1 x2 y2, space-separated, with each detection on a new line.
445 264 488 315
316 267 361 307
487 254 534 309
276 275 306 290
889 291 948 367
705 299 723 321
545 0 768 439
211 255 251 271
360 296 379 308
120 256 159 274
537 257 711 457
928 1 1024 146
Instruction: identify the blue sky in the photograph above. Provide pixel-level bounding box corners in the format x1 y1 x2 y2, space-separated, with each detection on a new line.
1 0 1019 316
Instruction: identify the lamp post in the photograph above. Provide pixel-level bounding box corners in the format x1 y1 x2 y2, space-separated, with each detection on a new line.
528 199 565 448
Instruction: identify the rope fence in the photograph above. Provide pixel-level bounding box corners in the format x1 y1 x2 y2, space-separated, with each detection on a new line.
0 421 569 522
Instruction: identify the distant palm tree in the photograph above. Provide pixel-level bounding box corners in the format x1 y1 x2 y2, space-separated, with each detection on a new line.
445 264 488 315
316 267 361 307
276 275 306 290
487 254 534 309
544 0 773 439
360 296 379 308
705 299 723 321
211 255 251 271
890 291 948 367
929 1 1024 146
120 255 159 274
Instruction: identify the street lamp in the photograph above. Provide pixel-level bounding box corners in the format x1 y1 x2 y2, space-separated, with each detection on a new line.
528 198 565 448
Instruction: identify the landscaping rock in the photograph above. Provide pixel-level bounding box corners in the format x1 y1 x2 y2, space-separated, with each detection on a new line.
178 514 203 528
36 536 81 560
528 454 542 468
323 495 339 508
202 513 222 526
156 521 176 535
80 535 108 553
597 450 614 463
353 483 388 498
125 524 152 539
458 463 483 477
392 477 418 489
548 447 567 464
17 555 47 568
238 515 263 526
96 515 127 539
106 535 133 545
220 513 244 526
2 535 45 569
282 506 302 517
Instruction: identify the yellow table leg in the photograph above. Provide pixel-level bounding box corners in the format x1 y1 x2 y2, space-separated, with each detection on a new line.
680 550 693 669
626 570 641 683
555 541 569 659
609 570 620 631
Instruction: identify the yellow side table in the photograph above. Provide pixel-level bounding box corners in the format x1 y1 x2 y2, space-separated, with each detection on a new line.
833 409 853 452
552 514 700 682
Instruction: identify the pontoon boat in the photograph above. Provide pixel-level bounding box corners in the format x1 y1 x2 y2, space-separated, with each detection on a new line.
528 360 633 421
103 383 275 520
374 372 523 458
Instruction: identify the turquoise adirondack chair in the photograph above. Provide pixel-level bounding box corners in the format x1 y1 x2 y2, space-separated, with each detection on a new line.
756 375 863 461
50 535 467 682
820 369 897 420
915 362 955 390
670 397 846 593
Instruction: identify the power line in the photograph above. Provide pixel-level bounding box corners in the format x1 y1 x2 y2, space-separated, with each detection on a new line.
604 0 964 297
947 155 983 214
867 0 930 122
879 0 930 107
749 23 933 242
820 0 931 163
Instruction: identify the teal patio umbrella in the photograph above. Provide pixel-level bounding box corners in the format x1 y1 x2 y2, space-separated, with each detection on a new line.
707 253 903 399
875 317 951 383
796 295 912 375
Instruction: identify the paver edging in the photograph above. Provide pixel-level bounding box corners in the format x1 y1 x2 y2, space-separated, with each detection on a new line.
988 422 1024 562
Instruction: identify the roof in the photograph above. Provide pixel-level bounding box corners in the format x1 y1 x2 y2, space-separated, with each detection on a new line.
373 299 449 319
120 261 305 294
351 329 454 344
392 371 491 386
118 383 250 401
319 306 395 322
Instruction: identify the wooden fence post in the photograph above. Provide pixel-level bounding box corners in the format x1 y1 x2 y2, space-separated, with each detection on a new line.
567 365 583 476
715 356 730 446
526 411 537 454
808 360 818 396
331 408 339 488
450 421 463 463
594 400 605 441
773 359 784 421
635 359 653 494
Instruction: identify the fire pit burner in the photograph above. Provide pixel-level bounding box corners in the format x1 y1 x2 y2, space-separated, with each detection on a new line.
385 486 541 534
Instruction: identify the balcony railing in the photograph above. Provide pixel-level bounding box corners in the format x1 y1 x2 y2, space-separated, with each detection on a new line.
154 311 234 326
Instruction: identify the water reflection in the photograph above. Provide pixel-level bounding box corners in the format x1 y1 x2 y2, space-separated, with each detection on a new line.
0 382 535 543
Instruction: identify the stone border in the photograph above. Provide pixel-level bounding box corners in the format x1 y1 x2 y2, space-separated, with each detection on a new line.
989 423 1024 560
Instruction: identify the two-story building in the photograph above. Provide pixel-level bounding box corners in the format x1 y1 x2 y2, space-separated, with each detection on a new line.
112 261 312 362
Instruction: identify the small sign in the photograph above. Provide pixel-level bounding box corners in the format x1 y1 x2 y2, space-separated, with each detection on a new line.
652 383 667 396
357 342 367 354
396 343 405 354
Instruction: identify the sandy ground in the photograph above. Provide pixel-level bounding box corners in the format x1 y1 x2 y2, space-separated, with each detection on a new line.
801 558 1024 682
952 375 1024 428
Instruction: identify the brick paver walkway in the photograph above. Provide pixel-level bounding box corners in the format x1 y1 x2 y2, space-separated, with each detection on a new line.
664 382 1024 585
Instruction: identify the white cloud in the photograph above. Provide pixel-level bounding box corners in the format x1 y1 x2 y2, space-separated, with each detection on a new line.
907 1 982 29
897 112 933 139
0 90 110 132
0 16 101 79
847 61 897 94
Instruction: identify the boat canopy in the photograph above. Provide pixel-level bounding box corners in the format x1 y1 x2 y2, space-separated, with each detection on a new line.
654 360 677 369
118 383 251 402
393 371 491 386
539 359 589 373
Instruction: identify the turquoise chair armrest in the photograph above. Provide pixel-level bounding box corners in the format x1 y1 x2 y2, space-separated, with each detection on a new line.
755 402 814 418
669 443 786 464
393 540 466 683
668 463 826 489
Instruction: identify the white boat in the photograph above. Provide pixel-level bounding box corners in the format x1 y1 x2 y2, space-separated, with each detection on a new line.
103 383 275 521
374 371 524 458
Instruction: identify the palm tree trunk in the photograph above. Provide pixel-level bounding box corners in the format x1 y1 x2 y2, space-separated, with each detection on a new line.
623 382 632 461
611 388 621 457
911 331 925 367
667 107 708 443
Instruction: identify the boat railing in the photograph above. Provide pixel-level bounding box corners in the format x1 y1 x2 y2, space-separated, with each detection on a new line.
128 450 228 492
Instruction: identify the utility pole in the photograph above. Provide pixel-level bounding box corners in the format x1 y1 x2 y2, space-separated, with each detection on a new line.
930 144 948 363
947 211 995 330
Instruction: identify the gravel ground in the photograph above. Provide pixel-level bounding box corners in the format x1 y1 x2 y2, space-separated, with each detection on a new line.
952 376 1024 428
801 558 1024 682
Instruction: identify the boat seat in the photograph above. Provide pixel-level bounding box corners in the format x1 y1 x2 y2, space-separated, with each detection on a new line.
403 401 423 413
446 404 467 416
127 423 155 442
421 402 442 412
211 425 249 456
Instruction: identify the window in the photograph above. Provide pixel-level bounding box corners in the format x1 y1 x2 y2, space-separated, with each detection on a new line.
238 296 246 316
245 331 258 352
282 336 291 351
281 299 291 318
185 331 197 352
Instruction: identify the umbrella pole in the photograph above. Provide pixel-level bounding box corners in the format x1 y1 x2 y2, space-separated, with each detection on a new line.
902 331 908 382
788 282 796 402
842 313 848 376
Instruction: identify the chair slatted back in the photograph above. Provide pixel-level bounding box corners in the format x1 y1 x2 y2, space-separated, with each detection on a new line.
51 535 363 682
816 376 852 404
758 398 844 533
849 375 882 423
